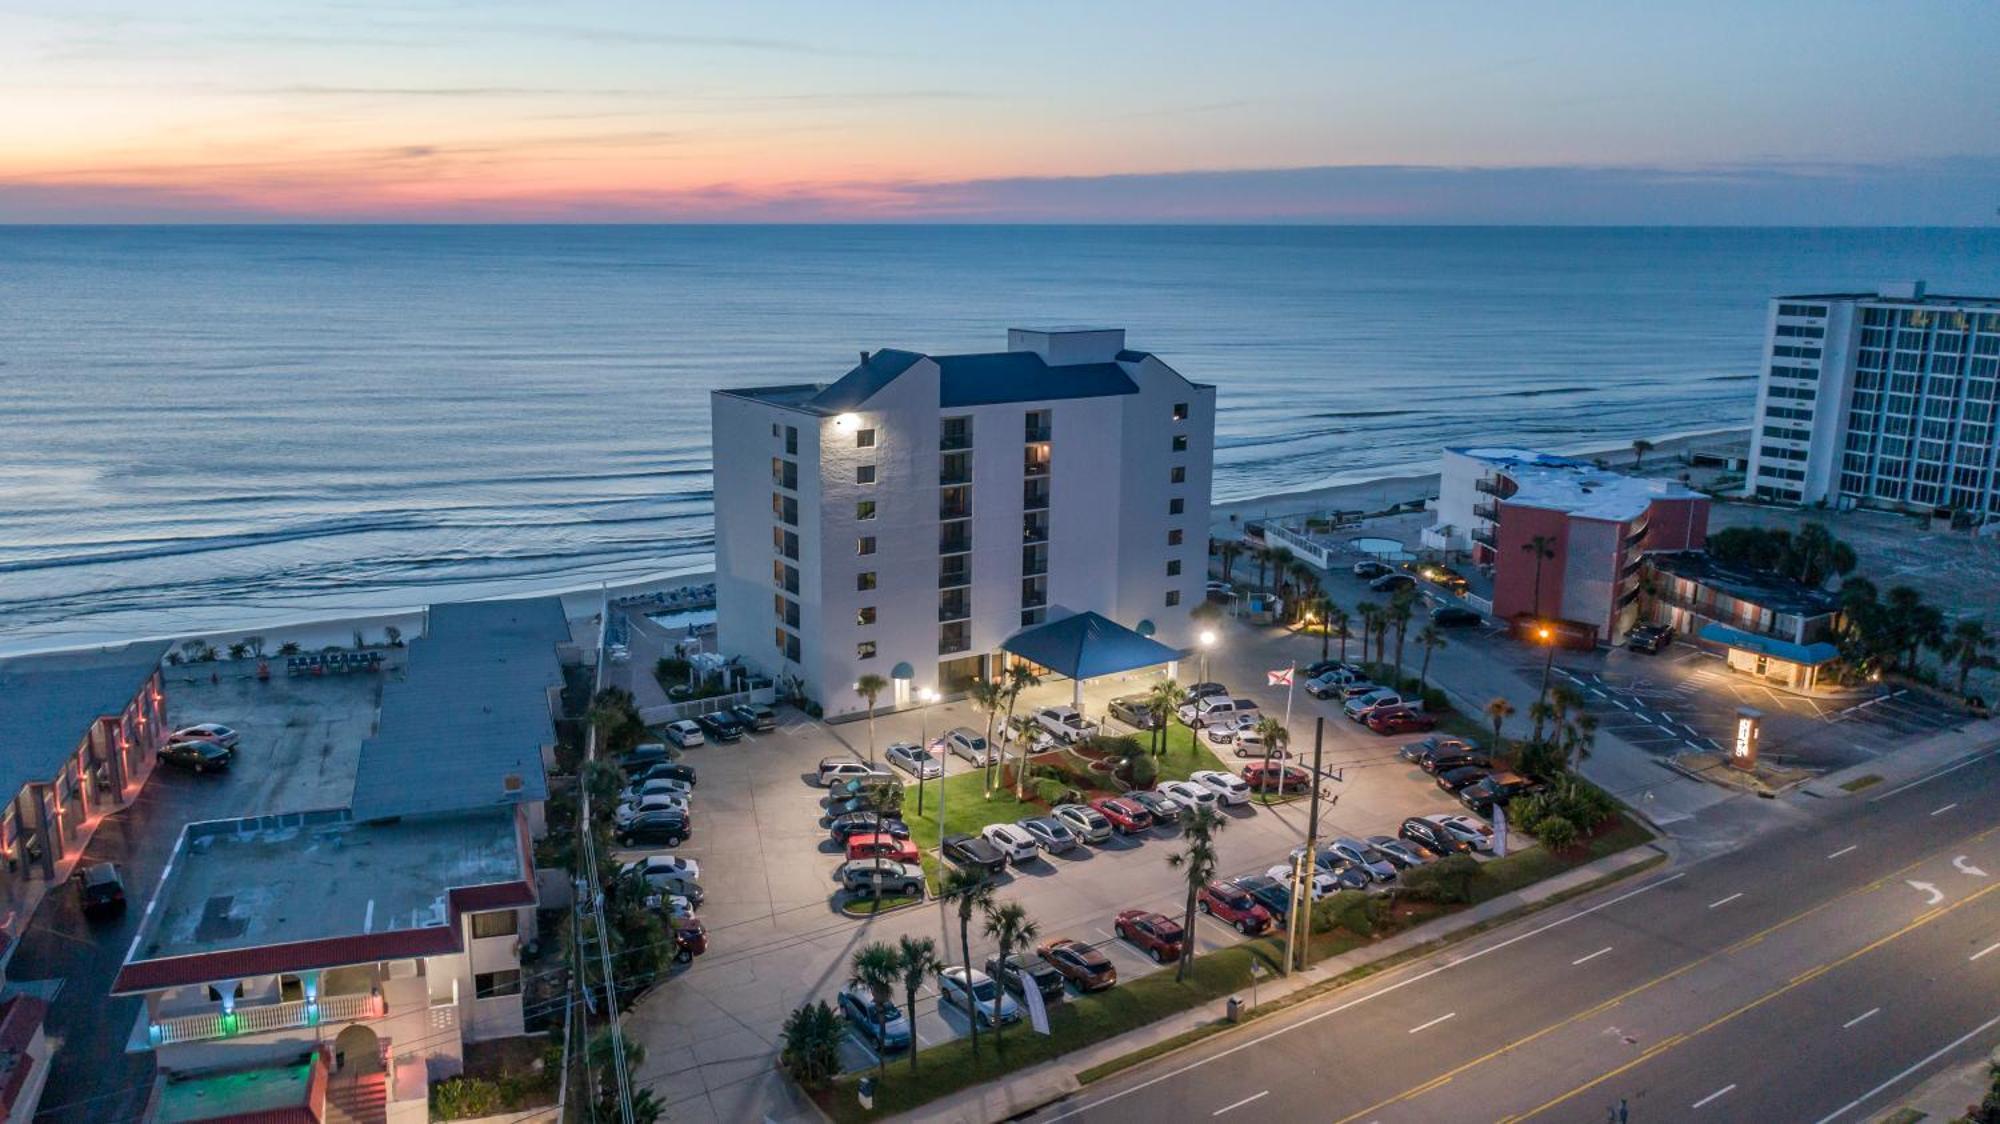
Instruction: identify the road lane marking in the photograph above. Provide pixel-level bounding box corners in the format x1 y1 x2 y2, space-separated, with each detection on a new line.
1869 749 1999 802
1211 1091 1268 1116
1572 947 1612 965
1971 942 2000 962
1708 893 1743 909
1843 1007 1880 1028
1956 856 1990 877
1932 803 1959 817
1691 1084 1736 1109
1828 845 1858 859
1907 880 1945 906
1815 1009 2000 1123
1408 1012 1457 1034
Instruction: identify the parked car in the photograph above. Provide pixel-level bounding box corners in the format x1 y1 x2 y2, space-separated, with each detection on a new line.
825 792 886 819
1431 813 1497 852
817 758 893 787
1227 720 1291 758
838 981 912 1052
1305 670 1360 699
731 703 778 732
1130 789 1183 826
1369 573 1417 593
1154 780 1219 815
160 739 232 773
985 952 1066 1005
1266 863 1345 898
615 792 689 826
1178 695 1260 728
1407 734 1479 764
1036 706 1099 744
1300 659 1352 679
941 832 1008 877
1400 816 1472 857
1053 803 1113 844
1091 796 1154 834
1114 910 1185 963
1038 938 1117 991
78 862 125 918
693 711 743 743
1198 880 1273 935
1366 835 1429 870
1435 765 1492 793
1431 605 1483 628
623 776 694 804
634 761 698 787
664 720 705 748
846 832 921 864
1344 690 1409 721
1108 695 1162 730
628 863 702 904
170 723 240 749
1201 713 1259 749
1627 624 1675 654
834 859 925 897
828 812 910 843
1353 559 1391 579
1338 680 1385 700
671 918 707 963
1367 707 1438 735
620 743 675 775
945 727 997 765
625 854 700 881
1328 838 1398 882
1458 771 1543 815
1204 579 1235 599
1420 746 1494 775
938 967 1024 1027
981 822 1040 863
616 809 690 848
1241 761 1312 793
1286 846 1370 890
1191 770 1252 806
1019 816 1079 853
1236 874 1297 924
885 741 943 778
1179 681 1229 706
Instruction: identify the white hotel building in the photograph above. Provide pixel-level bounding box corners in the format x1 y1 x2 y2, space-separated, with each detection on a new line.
712 327 1215 717
1746 282 2000 515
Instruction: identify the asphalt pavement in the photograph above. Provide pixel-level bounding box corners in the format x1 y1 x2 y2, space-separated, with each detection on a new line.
1036 745 2000 1124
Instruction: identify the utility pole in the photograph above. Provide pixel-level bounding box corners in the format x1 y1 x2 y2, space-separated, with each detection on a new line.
578 586 637 1124
1287 717 1328 973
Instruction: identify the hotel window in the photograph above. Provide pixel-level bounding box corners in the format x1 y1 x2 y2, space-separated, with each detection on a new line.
857 571 877 591
858 536 876 556
1172 434 1189 452
1167 560 1182 576
857 500 876 521
857 641 878 660
856 428 877 448
1165 590 1182 607
1169 497 1185 515
475 970 522 998
472 911 519 939
1173 402 1189 421
1167 529 1184 546
785 426 798 455
857 606 877 626
1171 466 1187 484
857 464 876 485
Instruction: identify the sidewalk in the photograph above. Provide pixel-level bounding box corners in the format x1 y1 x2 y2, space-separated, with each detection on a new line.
889 840 1671 1124
1803 716 2000 800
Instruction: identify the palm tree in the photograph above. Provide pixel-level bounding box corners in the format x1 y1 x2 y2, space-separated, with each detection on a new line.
968 677 1006 795
1354 600 1380 666
1326 604 1352 663
1484 696 1515 746
982 901 1039 1053
1415 624 1446 692
1522 535 1557 620
939 867 994 1061
1941 618 1997 696
1219 540 1244 584
1288 559 1317 620
1252 545 1272 592
1388 588 1417 675
1252 716 1288 797
1631 438 1654 469
1266 546 1296 599
850 942 901 1077
1146 678 1182 759
1007 713 1042 798
997 663 1043 798
895 935 942 1075
855 673 889 766
1527 698 1557 745
1166 807 1225 982
1887 585 1944 672
1564 711 1600 771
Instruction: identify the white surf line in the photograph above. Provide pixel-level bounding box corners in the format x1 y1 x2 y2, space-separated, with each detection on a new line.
1210 1091 1268 1116
1932 803 1959 817
1828 845 1859 859
1572 946 1613 965
1039 874 1687 1122
1970 942 2000 962
1843 1007 1880 1029
1408 1012 1457 1034
1708 892 1744 909
1691 1084 1737 1109
1815 1009 2000 1123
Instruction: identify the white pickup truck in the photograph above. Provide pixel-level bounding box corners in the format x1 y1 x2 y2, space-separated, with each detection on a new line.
1035 706 1100 744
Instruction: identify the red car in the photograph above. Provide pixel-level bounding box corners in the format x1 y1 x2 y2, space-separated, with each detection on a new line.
1366 707 1438 735
673 920 707 964
1240 761 1312 793
846 833 921 864
1091 796 1154 834
1197 880 1273 935
1114 910 1185 963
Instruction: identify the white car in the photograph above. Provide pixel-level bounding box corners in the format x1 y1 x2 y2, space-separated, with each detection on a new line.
1190 770 1251 806
1327 838 1397 882
622 777 693 803
171 723 240 748
1154 780 1219 815
937 966 1023 1027
1266 863 1342 899
1036 706 1099 744
981 822 1040 863
615 792 690 825
1343 690 1406 721
1228 722 1290 759
624 855 701 882
664 719 705 748
1199 715 1253 749
1431 814 1496 853
945 727 997 765
1304 670 1359 699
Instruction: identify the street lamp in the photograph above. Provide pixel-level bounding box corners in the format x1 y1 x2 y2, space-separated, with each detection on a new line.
1198 628 1217 684
914 687 939 817
1536 626 1557 706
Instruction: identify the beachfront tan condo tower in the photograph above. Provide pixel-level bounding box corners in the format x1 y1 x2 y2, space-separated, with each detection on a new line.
711 328 1217 718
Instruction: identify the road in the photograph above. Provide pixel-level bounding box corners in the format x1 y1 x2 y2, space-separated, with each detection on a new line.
1037 745 2000 1123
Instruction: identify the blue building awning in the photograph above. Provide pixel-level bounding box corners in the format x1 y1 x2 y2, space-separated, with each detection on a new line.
1697 623 1840 666
1001 611 1180 681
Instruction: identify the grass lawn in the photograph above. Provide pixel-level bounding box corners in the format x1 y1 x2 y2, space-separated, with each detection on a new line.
839 894 922 918
899 772 1041 853
1146 723 1229 782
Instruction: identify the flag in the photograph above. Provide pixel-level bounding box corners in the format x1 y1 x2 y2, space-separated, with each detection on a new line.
1022 971 1052 1035
1267 667 1294 687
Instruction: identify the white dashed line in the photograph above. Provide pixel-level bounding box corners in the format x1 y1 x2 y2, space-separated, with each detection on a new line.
1932 803 1959 817
1211 1091 1268 1116
1843 1007 1880 1029
1708 892 1744 909
1692 1084 1737 1109
1408 1012 1457 1034
1572 946 1613 965
1828 845 1859 859
1971 942 2000 962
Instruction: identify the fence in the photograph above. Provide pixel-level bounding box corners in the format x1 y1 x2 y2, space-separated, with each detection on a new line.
638 684 778 726
1262 522 1338 569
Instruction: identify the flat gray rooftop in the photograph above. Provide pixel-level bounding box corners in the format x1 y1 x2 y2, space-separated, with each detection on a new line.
128 807 523 964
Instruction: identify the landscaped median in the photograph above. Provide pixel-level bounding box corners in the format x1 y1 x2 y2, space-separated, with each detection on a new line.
806 810 1655 1121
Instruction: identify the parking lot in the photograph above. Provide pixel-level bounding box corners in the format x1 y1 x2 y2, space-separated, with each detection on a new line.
8 667 385 1122
618 618 1480 1124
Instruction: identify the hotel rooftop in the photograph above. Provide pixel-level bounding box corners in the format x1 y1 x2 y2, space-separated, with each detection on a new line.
1453 446 1700 523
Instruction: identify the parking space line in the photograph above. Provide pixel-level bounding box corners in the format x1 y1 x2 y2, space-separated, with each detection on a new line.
1970 942 2000 962
1572 947 1613 966
1708 893 1743 909
1408 1012 1457 1034
1211 1091 1269 1116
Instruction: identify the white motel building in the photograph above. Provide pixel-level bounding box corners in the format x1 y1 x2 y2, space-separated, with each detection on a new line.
712 327 1216 718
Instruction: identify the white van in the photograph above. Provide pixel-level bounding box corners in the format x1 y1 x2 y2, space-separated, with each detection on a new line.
1177 695 1261 728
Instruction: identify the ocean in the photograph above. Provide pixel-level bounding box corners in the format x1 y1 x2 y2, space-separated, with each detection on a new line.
2 225 1996 652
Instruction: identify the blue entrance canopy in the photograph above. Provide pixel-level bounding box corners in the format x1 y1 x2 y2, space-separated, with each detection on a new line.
1697 622 1839 666
1001 611 1180 681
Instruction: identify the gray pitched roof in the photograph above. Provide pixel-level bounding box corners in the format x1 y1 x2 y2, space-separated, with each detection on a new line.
0 642 167 798
809 349 926 412
804 347 1141 412
350 597 567 821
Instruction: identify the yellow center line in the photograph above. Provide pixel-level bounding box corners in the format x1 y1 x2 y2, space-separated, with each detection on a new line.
1329 823 2000 1124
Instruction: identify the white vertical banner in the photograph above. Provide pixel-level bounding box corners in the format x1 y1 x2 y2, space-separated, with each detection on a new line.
1022 973 1052 1035
1493 803 1509 857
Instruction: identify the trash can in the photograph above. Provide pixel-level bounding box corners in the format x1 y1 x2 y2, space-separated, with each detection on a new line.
1226 996 1245 1023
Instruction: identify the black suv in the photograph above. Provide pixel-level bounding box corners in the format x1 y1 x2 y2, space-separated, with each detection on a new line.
731 703 778 732
1627 624 1675 654
617 809 691 848
1459 772 1543 815
986 953 1066 1005
1400 816 1471 857
620 744 676 775
1421 747 1494 775
828 812 910 843
161 739 232 773
78 862 126 918
1108 695 1161 730
941 832 1007 877
635 762 698 788
694 712 744 743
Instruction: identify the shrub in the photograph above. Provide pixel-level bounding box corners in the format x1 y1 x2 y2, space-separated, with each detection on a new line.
1399 854 1481 904
1032 777 1073 806
1535 814 1580 851
780 1000 843 1086
431 1076 505 1120
227 641 250 660
278 641 302 656
1121 752 1159 788
1310 890 1385 937
1514 740 1567 782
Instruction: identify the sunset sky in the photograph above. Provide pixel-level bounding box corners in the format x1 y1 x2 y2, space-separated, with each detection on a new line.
3 1 1997 223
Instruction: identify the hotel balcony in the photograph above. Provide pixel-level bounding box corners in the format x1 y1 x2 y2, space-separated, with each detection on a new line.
1025 424 1052 442
141 975 459 1050
1472 501 1499 522
1471 526 1497 549
1474 476 1508 497
1023 482 1051 511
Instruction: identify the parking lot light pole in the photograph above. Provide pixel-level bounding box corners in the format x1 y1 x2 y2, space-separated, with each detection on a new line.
1536 626 1557 706
1288 716 1328 974
1199 629 1217 684
915 687 938 817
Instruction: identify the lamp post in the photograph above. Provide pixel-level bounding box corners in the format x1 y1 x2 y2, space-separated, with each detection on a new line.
1198 629 1217 685
915 687 939 817
1536 626 1557 706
